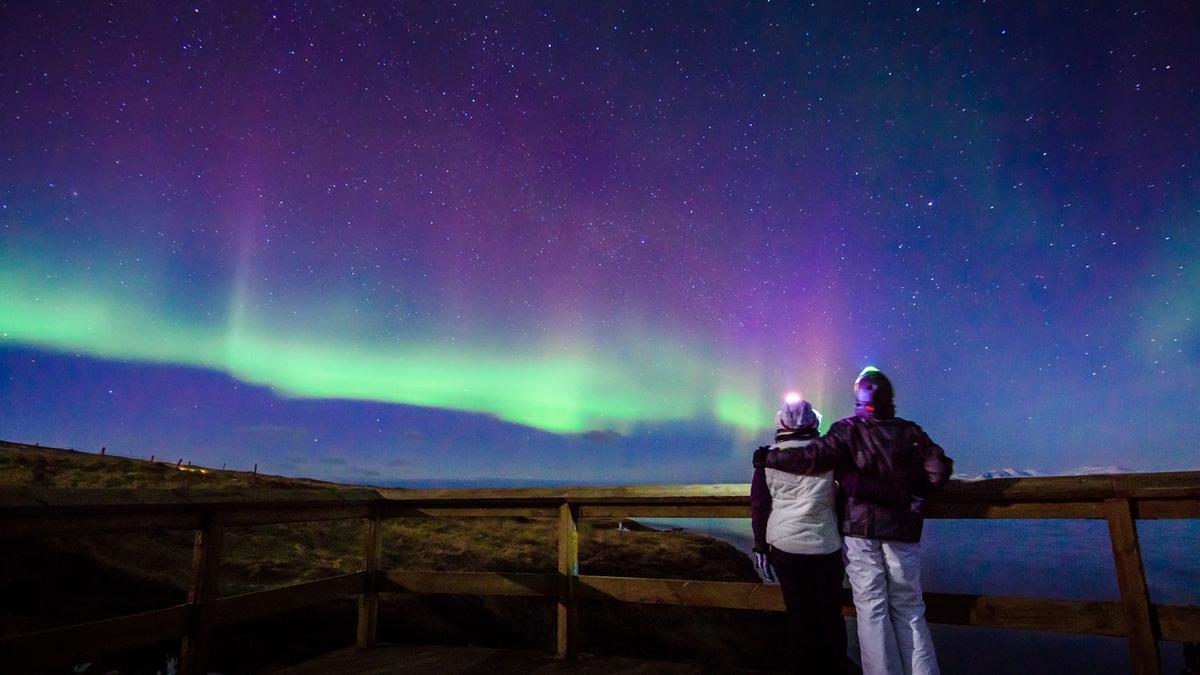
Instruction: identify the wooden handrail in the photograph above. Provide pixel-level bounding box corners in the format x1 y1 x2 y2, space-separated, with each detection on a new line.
4 471 1198 513
1 472 1198 674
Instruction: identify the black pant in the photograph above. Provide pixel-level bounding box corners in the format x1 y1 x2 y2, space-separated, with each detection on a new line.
770 546 848 675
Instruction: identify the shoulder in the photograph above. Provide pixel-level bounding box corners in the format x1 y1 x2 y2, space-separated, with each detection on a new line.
825 417 857 435
886 416 920 430
892 418 937 442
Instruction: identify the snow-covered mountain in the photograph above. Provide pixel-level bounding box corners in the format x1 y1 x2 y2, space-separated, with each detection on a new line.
953 465 1134 481
953 468 1045 481
1062 464 1134 476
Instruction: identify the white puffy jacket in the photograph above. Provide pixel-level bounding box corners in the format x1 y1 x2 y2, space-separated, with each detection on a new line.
765 438 841 555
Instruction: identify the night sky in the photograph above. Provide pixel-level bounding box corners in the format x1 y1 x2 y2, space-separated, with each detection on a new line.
2 2 1197 484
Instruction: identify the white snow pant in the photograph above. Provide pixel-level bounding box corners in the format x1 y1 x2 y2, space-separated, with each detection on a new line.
844 537 939 675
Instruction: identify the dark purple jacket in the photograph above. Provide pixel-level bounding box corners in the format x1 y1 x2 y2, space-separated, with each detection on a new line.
751 432 914 551
760 414 953 543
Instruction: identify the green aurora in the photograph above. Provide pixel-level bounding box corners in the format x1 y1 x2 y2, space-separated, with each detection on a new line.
0 266 815 435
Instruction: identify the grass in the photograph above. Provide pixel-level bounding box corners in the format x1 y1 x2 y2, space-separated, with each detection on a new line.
1 440 788 673
0 440 755 592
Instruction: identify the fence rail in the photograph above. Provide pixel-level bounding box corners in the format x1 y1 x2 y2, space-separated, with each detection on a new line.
1 472 1198 674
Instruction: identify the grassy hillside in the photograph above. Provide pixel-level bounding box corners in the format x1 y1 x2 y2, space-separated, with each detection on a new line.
0 440 339 490
1 441 788 673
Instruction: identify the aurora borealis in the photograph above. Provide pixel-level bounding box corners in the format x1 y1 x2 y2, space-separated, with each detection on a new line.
2 2 1198 483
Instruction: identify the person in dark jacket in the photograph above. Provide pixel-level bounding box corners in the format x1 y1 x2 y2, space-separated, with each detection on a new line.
754 368 953 675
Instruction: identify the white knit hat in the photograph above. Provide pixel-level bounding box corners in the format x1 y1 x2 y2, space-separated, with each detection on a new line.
777 395 821 431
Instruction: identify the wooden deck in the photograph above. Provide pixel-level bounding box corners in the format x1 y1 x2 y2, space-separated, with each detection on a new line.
268 644 773 674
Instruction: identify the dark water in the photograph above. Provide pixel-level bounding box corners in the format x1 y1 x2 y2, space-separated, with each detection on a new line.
640 517 1200 674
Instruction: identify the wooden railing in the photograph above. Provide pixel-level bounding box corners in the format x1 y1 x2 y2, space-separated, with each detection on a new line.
1 472 1198 675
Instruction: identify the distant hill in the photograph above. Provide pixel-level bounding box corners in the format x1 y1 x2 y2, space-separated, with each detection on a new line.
0 439 343 490
0 441 786 674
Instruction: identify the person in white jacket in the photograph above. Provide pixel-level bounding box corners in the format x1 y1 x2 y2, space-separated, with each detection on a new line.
750 395 846 674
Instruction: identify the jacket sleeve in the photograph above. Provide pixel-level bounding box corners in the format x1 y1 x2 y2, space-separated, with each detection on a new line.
911 424 953 492
750 461 771 552
764 422 851 475
840 471 910 508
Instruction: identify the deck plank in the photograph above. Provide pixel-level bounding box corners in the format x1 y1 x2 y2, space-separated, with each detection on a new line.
268 644 772 674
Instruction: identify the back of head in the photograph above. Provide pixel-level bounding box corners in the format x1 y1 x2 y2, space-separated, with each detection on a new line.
775 394 821 442
854 367 895 418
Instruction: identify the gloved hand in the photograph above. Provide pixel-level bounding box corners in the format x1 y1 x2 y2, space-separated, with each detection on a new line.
753 549 776 582
752 446 770 469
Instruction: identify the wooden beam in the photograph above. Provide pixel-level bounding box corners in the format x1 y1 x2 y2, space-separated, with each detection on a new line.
1 473 1195 515
179 512 224 675
938 472 1200 502
373 473 1200 504
3 477 1196 534
923 501 1105 520
1106 498 1162 675
221 505 372 526
1135 499 1200 520
0 511 203 538
1158 605 1200 643
212 573 365 626
579 504 751 519
357 510 383 648
0 605 189 672
383 506 560 518
577 575 785 612
924 593 1123 637
379 570 557 597
556 502 579 660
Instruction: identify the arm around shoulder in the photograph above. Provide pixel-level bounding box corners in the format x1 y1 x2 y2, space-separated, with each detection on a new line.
764 421 851 475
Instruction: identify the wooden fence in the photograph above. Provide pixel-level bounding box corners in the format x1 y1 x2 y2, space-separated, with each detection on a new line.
1 472 1198 675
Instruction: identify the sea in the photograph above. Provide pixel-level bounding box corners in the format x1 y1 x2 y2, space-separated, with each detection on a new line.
639 517 1200 674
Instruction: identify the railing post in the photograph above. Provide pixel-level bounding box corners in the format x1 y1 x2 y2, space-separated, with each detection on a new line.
180 511 224 675
357 506 383 648
1185 643 1200 675
556 500 579 659
1105 498 1161 675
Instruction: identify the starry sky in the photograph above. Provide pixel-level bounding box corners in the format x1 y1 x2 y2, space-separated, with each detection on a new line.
1 1 1197 484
